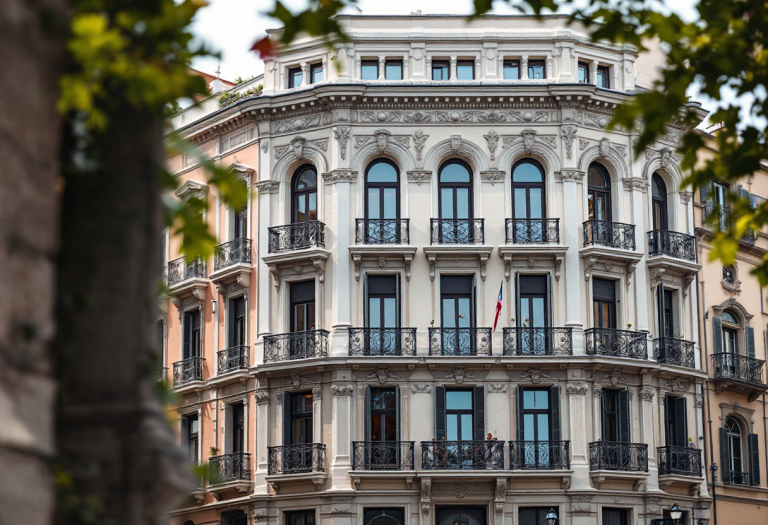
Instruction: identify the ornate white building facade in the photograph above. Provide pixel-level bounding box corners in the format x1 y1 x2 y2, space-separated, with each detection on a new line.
168 14 715 525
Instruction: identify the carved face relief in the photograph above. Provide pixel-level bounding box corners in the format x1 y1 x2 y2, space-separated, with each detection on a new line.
521 129 537 154
374 129 391 154
599 137 610 159
659 148 671 169
291 136 306 160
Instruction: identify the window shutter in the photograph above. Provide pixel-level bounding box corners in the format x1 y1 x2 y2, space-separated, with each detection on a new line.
183 312 192 359
720 427 732 483
473 385 485 440
674 396 688 448
395 386 401 440
364 386 371 441
713 317 723 355
664 394 670 445
180 417 189 448
515 272 521 327
283 392 292 445
700 183 712 203
600 389 607 440
748 433 760 486
618 388 630 443
549 385 561 442
517 385 525 441
547 273 553 328
228 298 236 347
746 326 756 358
657 283 666 338
435 386 446 440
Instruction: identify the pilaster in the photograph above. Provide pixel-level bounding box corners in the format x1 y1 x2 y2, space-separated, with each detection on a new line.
567 382 591 489
330 382 353 489
556 170 585 353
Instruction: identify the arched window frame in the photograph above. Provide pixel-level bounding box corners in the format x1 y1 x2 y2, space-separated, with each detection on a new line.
721 309 741 355
437 159 474 219
511 158 547 219
364 158 401 220
291 164 318 223
651 172 669 231
587 162 612 222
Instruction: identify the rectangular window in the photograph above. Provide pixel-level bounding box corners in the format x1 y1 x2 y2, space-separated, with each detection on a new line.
385 60 403 80
288 392 313 444
446 389 474 441
602 508 628 525
578 62 589 83
310 63 324 83
456 60 475 80
186 413 199 463
516 386 562 468
440 275 475 355
183 310 201 359
363 509 404 525
503 60 520 80
432 60 450 80
596 65 610 88
156 319 164 353
290 280 315 332
233 206 247 239
229 296 245 347
601 389 630 442
528 60 546 79
367 275 399 329
592 278 616 329
665 395 687 447
361 60 379 80
520 508 559 525
232 402 245 453
518 275 549 329
368 387 398 441
285 511 315 525
288 67 302 88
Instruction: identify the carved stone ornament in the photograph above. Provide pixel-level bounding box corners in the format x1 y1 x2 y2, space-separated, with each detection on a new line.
521 129 537 154
521 367 552 384
330 384 354 396
374 129 391 154
694 393 703 408
639 386 655 401
556 170 585 183
455 482 468 499
367 367 400 384
659 147 672 169
407 170 432 185
446 367 474 384
579 138 590 150
322 169 357 184
567 383 588 395
480 170 505 185
622 178 649 192
484 131 500 162
285 372 303 389
411 384 432 394
331 508 352 514
593 385 603 398
273 114 325 134
413 130 428 165
605 369 627 387
488 384 508 394
562 126 577 159
679 191 693 205
666 377 690 392
175 180 209 203
291 136 306 160
254 390 270 404
312 387 322 399
334 127 350 160
260 139 269 153
450 135 462 154
254 180 280 195
599 137 611 158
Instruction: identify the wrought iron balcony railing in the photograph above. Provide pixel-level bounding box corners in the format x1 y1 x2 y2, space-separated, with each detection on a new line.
263 330 329 363
654 337 696 368
167 256 206 286
268 443 325 475
711 353 766 387
209 452 251 483
657 446 702 477
428 327 492 356
268 221 325 253
348 327 416 357
505 218 560 244
352 441 415 470
704 202 757 244
503 327 573 356
647 230 696 262
589 442 648 472
585 328 648 360
430 218 485 244
421 440 504 470
173 356 205 385
723 470 750 485
217 345 249 374
509 441 570 470
214 238 252 270
355 219 410 244
583 220 636 250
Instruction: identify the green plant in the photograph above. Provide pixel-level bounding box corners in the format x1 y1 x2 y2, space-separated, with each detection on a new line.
219 85 263 108
209 446 219 456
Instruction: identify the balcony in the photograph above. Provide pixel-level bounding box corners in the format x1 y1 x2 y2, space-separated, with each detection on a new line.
704 202 757 245
711 353 767 401
217 345 249 374
348 327 416 357
584 220 636 250
268 221 325 253
355 219 410 244
173 356 205 386
421 440 504 470
509 441 570 470
505 218 560 244
263 330 329 363
589 442 648 472
428 327 492 356
209 452 251 488
430 218 485 244
585 328 648 360
166 257 208 299
657 446 702 477
647 230 696 262
723 471 751 486
352 441 415 470
503 327 573 356
654 337 696 369
209 239 252 286
268 443 325 475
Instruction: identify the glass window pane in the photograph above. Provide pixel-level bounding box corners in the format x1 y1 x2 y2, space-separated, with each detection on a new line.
369 298 381 328
432 64 448 80
367 162 398 183
524 414 535 440
514 188 528 219
535 390 549 409
578 65 588 83
440 162 471 183
311 66 323 83
503 62 519 80
529 65 544 79
383 188 397 219
456 63 474 80
538 414 549 440
441 188 454 218
529 188 543 218
368 188 381 219
524 390 535 409
442 298 456 328
371 413 382 440
447 414 458 440
457 297 471 327
385 414 397 440
520 299 530 327
513 162 543 183
461 414 473 440
383 297 396 327
447 390 472 410
531 297 545 327
361 62 378 80
385 62 402 80
456 188 469 219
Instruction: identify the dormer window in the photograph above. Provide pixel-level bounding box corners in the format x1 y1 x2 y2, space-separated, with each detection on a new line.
432 61 449 80
310 63 324 83
528 60 546 80
288 67 302 88
456 60 474 80
596 65 610 88
578 62 589 83
503 60 520 80
385 60 403 80
361 60 379 80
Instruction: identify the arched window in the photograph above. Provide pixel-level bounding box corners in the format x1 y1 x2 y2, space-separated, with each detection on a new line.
437 160 474 243
722 310 740 355
291 165 318 223
511 160 547 243
364 509 404 525
651 173 668 230
725 416 745 483
587 163 611 222
364 160 401 243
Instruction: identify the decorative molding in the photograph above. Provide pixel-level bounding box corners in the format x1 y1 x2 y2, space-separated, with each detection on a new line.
578 138 590 150
480 170 505 185
639 386 655 401
413 130 428 165
454 482 468 499
411 384 432 394
333 127 350 160
407 169 432 185
285 372 303 389
260 139 269 153
484 131 500 163
367 368 400 384
450 135 462 153
273 113 327 134
665 377 690 392
593 385 603 398
521 129 537 154
694 393 703 408
312 387 322 400
175 180 209 203
487 384 508 394
566 382 588 395
330 384 354 396
254 391 270 404
679 191 693 205
322 169 357 184
561 126 577 159
254 180 280 195
521 367 552 384
446 367 474 384
360 110 402 123
555 169 585 183
604 369 627 387
622 177 649 192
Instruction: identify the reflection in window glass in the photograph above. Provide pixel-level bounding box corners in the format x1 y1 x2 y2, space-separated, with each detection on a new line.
361 61 378 80
385 61 403 80
503 60 520 80
456 61 474 80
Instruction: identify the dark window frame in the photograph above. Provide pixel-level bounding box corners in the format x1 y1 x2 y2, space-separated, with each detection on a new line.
578 62 589 83
438 159 474 220
310 63 324 84
517 274 550 329
503 59 520 80
440 275 476 329
361 60 379 81
288 67 303 88
596 65 611 88
592 277 617 330
183 308 202 359
291 164 318 223
385 60 403 80
368 387 398 442
456 60 475 80
664 394 687 447
365 159 401 220
651 173 668 230
511 159 546 220
229 295 246 346
363 508 405 525
519 507 559 525
285 510 316 525
602 508 628 525
432 60 450 81
186 413 199 464
289 392 314 445
587 162 612 221
366 275 400 329
445 388 475 441
290 280 316 333
528 60 546 79
232 402 245 453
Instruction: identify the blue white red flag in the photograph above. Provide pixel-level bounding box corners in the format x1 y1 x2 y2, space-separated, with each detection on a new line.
493 281 503 332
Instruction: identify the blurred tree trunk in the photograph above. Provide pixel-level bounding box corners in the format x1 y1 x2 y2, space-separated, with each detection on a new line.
0 0 67 524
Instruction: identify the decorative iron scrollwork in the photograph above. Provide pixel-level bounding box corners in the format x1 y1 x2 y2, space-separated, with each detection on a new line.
217 345 249 374
654 337 696 368
509 441 570 470
421 440 504 470
214 238 253 270
583 220 636 250
263 330 329 363
503 327 573 356
585 328 648 360
647 230 696 262
588 441 648 472
355 219 410 244
348 328 416 356
428 327 492 356
267 443 325 475
430 218 485 244
352 441 415 470
657 446 701 477
268 221 325 253
505 218 560 244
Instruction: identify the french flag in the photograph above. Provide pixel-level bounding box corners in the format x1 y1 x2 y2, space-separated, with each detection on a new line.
493 281 503 332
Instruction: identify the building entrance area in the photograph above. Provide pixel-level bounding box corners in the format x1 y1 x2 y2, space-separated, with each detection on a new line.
435 506 487 525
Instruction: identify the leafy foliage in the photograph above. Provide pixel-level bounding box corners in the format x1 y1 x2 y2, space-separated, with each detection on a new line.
219 85 264 108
